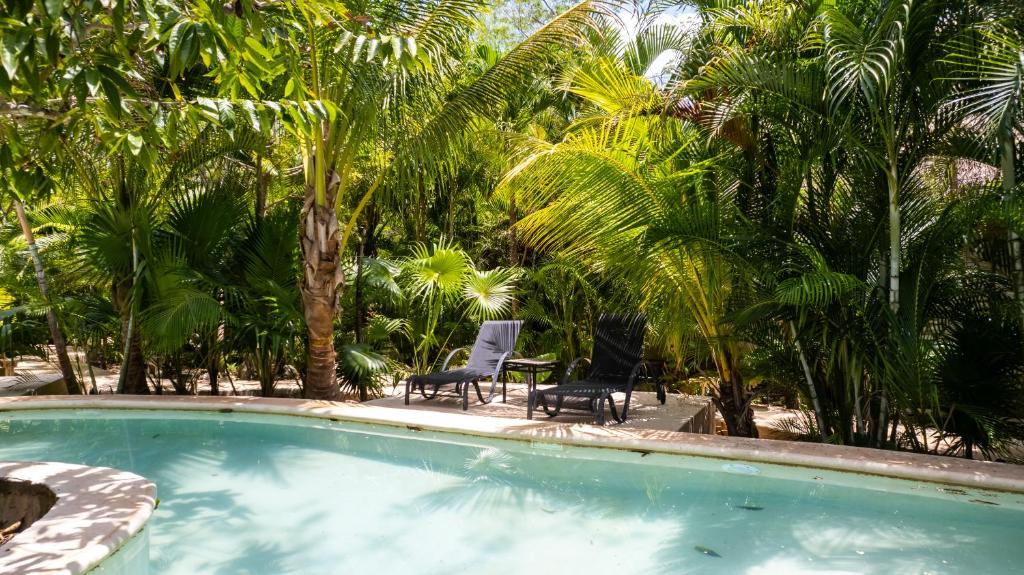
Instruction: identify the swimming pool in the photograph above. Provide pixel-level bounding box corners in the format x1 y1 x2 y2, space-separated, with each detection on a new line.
0 402 1022 574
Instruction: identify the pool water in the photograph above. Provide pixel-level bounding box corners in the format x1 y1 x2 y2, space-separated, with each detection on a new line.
0 410 1022 574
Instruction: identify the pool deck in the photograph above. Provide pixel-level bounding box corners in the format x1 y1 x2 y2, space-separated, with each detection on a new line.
369 384 717 433
0 395 1023 495
0 461 154 575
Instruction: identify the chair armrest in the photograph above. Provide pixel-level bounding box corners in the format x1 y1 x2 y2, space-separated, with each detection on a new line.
624 361 650 393
492 351 515 383
441 347 471 371
560 357 591 385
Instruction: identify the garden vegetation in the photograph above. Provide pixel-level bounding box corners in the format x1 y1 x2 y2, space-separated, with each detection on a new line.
1 0 1022 459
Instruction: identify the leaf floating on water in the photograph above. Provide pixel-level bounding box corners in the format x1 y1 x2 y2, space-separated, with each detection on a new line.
151 434 160 439
735 505 764 511
941 488 968 496
969 499 998 506
695 546 721 558
540 507 556 513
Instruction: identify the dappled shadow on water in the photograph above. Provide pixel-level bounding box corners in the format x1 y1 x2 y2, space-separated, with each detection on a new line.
204 540 300 575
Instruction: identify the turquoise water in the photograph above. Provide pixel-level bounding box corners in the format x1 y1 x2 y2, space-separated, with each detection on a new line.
0 410 1022 574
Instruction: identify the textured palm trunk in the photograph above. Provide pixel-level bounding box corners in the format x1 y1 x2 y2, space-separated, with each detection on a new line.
300 176 343 400
1001 134 1022 305
113 283 150 395
13 200 81 394
121 325 150 394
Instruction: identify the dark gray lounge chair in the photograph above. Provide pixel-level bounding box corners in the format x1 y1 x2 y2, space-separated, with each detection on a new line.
405 320 522 410
528 314 658 424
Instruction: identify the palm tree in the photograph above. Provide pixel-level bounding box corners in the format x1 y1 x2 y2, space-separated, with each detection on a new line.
945 21 1024 296
401 240 520 373
207 0 598 399
501 26 764 433
10 197 81 394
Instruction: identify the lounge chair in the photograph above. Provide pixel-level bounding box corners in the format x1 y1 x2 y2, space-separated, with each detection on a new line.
405 320 522 410
528 313 658 424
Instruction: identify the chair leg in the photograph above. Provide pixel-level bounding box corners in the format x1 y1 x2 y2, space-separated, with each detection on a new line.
421 382 439 400
462 381 470 410
542 394 563 417
405 379 412 405
608 395 622 424
619 389 632 422
473 381 488 404
527 389 536 420
595 392 607 425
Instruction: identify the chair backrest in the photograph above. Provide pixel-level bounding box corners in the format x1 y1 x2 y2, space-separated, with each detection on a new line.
589 313 646 380
466 320 523 371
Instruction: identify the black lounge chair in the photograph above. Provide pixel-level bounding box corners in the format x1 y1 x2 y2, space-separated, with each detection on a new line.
528 313 659 424
405 320 522 410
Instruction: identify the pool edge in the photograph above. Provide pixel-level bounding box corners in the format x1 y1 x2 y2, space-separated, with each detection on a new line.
0 395 1022 494
0 461 155 575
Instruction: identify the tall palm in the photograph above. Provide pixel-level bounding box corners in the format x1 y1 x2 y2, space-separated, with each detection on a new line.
945 22 1024 296
193 0 598 399
501 43 763 435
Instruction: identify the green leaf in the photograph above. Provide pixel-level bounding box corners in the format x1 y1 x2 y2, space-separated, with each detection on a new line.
100 77 122 112
125 133 144 156
244 36 273 61
43 0 62 18
1 35 22 79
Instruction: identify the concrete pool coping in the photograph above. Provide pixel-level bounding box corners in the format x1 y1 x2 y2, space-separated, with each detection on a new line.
0 395 1022 494
0 461 155 575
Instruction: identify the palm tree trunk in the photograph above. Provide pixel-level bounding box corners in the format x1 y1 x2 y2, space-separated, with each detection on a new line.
509 196 519 316
717 349 758 438
119 324 150 394
1001 133 1023 306
255 153 268 220
416 172 427 242
886 164 901 312
879 155 900 446
114 235 149 395
789 322 827 441
13 200 81 394
354 239 365 344
299 177 342 400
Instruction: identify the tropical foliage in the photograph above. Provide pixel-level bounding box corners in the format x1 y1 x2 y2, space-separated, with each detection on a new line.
1 0 1022 460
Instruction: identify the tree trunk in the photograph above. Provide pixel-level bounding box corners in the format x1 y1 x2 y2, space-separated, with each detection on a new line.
13 200 81 394
355 201 378 346
1001 133 1023 307
354 239 365 344
886 164 901 312
878 157 901 446
509 196 519 316
255 153 268 220
716 349 758 438
208 354 219 396
416 172 427 242
299 175 342 400
790 322 827 441
119 316 150 394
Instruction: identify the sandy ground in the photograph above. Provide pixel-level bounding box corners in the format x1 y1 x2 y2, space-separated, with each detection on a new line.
9 351 303 397
6 349 721 434
372 383 716 432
